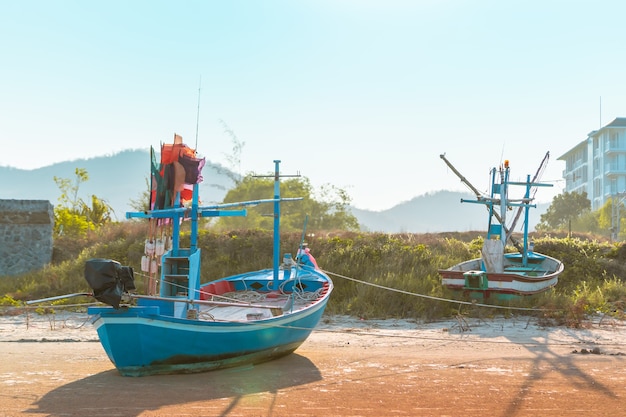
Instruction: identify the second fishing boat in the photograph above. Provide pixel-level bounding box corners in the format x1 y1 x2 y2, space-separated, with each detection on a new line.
438 154 564 300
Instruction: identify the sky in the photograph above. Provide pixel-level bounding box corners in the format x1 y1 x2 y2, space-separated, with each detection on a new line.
2 0 626 211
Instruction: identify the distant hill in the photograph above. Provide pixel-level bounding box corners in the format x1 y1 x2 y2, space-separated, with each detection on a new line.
0 150 236 221
353 190 548 233
0 153 548 232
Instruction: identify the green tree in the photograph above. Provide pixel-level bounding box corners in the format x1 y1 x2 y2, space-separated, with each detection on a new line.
570 210 602 235
54 168 89 210
53 168 114 236
215 176 360 232
536 191 592 232
82 194 114 224
596 197 626 240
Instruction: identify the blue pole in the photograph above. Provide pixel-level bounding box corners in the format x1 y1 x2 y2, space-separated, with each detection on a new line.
272 160 281 288
190 183 199 252
501 165 509 243
171 192 181 256
487 168 496 239
522 174 531 267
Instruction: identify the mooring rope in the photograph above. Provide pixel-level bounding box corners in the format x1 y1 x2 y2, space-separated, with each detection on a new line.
322 269 550 312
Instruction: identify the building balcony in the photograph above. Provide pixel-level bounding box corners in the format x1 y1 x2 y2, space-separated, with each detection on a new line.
605 165 626 176
562 160 586 173
604 144 626 154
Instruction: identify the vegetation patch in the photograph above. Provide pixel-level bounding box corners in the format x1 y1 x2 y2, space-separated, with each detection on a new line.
2 224 625 327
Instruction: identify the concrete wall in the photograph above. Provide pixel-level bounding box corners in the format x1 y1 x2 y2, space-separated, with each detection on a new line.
0 200 54 276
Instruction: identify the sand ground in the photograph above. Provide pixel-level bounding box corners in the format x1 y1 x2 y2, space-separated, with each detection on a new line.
1 312 625 417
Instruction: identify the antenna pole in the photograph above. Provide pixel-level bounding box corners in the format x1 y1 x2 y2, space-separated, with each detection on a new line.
272 160 281 287
195 76 202 151
599 96 602 128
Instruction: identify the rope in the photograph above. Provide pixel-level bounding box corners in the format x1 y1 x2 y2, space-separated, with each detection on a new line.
322 269 551 312
135 268 551 313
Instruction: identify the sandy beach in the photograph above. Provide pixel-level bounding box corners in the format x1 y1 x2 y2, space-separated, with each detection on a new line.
1 311 625 417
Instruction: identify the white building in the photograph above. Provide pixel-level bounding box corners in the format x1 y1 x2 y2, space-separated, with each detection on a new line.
558 117 626 211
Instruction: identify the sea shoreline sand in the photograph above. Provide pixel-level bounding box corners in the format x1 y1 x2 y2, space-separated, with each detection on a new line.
2 311 625 416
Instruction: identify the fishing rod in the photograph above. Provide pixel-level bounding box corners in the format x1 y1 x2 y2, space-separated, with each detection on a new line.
26 293 93 305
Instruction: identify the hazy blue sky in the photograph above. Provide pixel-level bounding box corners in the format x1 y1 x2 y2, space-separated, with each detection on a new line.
2 1 625 210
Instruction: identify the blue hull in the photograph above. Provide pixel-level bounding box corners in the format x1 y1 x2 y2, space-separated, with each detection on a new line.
89 293 329 377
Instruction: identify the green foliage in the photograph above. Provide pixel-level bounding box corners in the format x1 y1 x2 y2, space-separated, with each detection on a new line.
53 167 89 210
54 208 96 236
302 232 454 320
537 191 592 232
215 176 359 232
53 168 114 237
3 223 626 326
570 210 602 235
537 191 626 239
596 198 613 232
596 197 626 240
0 295 19 306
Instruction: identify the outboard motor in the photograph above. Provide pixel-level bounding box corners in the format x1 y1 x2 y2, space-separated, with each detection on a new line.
84 259 136 309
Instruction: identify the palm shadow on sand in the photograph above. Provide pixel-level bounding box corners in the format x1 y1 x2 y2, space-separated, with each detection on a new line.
448 315 623 417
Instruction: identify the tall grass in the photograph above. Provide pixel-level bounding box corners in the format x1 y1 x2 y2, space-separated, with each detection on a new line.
1 224 626 325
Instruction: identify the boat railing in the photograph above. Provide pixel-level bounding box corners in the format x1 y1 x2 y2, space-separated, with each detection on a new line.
503 266 550 277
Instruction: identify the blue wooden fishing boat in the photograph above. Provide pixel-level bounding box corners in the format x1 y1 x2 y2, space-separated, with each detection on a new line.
438 154 564 300
85 139 332 377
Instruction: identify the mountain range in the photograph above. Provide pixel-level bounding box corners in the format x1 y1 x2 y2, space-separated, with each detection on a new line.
0 150 548 232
